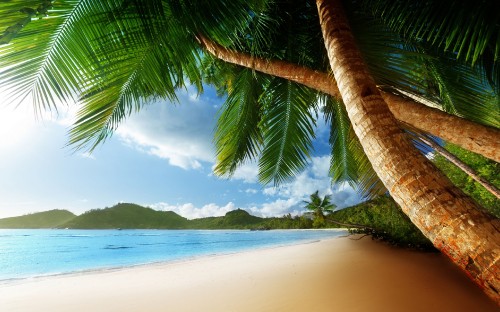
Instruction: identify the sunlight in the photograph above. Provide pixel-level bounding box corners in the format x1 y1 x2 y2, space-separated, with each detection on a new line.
0 102 36 151
0 89 77 152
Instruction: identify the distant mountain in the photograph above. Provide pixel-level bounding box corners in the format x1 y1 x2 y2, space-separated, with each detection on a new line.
0 205 279 230
0 197 433 249
189 209 265 229
60 203 189 229
0 210 76 229
61 205 267 229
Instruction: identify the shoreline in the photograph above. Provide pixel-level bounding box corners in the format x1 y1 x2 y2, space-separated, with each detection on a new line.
0 228 349 285
1 236 497 311
0 229 348 285
0 234 342 286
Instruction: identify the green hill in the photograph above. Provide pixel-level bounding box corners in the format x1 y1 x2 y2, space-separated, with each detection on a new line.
189 209 266 229
61 205 265 229
0 210 76 228
60 203 188 229
0 197 435 250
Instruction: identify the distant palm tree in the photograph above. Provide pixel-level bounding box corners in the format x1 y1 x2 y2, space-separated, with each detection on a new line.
303 191 336 227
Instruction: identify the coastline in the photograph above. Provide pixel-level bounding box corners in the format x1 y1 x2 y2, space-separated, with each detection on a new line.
0 231 345 286
0 236 497 312
0 228 347 282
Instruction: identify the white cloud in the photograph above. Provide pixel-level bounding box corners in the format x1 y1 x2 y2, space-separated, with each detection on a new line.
230 161 259 183
248 198 303 218
150 202 235 219
115 87 218 170
253 156 362 217
131 156 361 220
262 187 277 196
49 104 80 127
79 152 96 160
311 155 331 178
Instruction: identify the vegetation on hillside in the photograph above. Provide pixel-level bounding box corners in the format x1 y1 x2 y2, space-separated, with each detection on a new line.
329 195 435 250
0 189 492 252
0 210 75 229
0 198 431 251
188 209 264 229
432 143 500 217
61 203 189 229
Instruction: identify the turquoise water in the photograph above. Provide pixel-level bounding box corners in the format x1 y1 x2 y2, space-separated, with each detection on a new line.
0 229 346 281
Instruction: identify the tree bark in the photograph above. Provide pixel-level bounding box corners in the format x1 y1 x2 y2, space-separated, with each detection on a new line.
316 0 500 303
199 36 500 163
415 134 500 200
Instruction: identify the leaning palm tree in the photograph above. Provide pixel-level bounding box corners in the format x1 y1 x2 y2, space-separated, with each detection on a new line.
303 191 336 227
0 0 499 302
315 0 499 300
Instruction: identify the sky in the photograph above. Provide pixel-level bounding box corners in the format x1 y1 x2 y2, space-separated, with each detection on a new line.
0 85 363 219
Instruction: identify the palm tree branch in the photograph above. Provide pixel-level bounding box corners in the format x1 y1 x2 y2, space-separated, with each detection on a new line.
199 36 500 162
213 68 265 176
258 78 318 185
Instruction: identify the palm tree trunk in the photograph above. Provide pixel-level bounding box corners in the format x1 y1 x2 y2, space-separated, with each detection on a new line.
415 134 500 200
316 0 500 303
198 36 500 163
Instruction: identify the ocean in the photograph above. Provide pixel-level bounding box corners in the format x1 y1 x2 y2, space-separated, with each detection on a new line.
0 229 347 281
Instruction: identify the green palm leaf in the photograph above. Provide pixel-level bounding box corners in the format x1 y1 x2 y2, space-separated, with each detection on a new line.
322 95 386 198
168 0 269 48
0 1 54 45
413 51 499 127
67 1 203 150
227 0 327 72
349 8 499 128
322 95 358 183
213 67 266 176
360 0 499 66
0 0 83 111
258 78 318 185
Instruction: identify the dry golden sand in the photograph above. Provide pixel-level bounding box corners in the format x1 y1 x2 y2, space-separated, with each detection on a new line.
0 236 498 312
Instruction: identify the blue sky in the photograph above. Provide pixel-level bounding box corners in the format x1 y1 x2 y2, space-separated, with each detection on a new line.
0 85 363 219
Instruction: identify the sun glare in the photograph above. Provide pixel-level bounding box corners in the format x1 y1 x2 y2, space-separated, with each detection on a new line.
0 101 37 151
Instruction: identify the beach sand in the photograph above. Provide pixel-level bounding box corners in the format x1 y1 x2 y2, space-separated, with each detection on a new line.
0 236 497 312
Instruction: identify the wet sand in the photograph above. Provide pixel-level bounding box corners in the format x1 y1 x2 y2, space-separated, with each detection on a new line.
0 236 497 311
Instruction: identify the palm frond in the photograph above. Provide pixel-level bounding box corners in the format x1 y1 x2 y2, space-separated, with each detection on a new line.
229 0 328 71
322 95 386 198
322 95 358 183
413 51 500 127
360 0 500 68
213 68 266 176
68 1 204 150
258 78 318 185
168 0 270 48
349 8 500 129
1 0 265 149
0 1 54 45
200 56 238 97
0 0 83 111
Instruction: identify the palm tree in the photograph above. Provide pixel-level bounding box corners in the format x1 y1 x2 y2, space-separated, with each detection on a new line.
200 37 500 163
0 0 498 301
410 131 500 200
303 191 336 227
316 0 499 300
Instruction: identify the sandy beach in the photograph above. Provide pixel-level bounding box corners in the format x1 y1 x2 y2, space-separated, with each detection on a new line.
0 236 497 312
